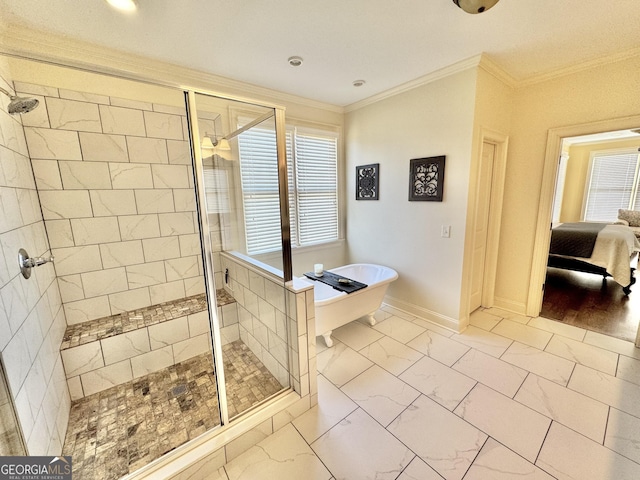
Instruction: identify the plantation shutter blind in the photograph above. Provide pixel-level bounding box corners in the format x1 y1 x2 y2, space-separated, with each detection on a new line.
203 167 230 214
238 121 339 255
294 130 338 244
238 126 283 255
584 151 640 222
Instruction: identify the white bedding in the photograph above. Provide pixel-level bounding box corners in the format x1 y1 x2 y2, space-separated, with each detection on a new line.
551 224 640 286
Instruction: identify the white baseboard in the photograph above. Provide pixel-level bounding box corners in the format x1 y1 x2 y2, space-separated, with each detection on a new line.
493 296 528 316
383 295 461 332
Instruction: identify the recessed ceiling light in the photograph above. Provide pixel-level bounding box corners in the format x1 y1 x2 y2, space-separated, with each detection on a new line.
288 56 303 67
106 0 138 12
352 80 366 87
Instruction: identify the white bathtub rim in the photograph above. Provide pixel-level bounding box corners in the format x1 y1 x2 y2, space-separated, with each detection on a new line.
310 263 398 306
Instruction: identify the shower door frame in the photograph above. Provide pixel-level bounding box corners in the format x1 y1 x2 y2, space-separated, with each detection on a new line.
184 90 293 428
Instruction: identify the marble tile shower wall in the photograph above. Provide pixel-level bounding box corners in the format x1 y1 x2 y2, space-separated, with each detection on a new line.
221 253 317 405
0 69 70 456
15 81 207 324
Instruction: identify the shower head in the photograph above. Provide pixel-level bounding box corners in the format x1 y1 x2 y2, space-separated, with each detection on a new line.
0 86 40 115
8 96 39 115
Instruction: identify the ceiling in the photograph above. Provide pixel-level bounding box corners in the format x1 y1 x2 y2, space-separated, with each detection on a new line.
1 0 640 107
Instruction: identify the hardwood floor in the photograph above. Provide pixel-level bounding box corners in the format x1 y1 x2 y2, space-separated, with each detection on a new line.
541 267 640 342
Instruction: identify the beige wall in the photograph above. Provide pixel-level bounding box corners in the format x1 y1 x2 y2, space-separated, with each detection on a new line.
560 137 640 222
345 68 478 326
494 54 640 313
459 65 514 319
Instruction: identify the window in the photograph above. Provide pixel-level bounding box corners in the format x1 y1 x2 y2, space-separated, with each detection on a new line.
237 123 338 255
584 149 640 222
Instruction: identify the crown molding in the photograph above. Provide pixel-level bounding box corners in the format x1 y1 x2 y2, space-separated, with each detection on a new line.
0 22 345 114
517 46 640 89
344 55 486 113
477 53 517 89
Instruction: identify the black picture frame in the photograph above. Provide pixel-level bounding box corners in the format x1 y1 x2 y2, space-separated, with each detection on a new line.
356 163 379 200
409 156 446 202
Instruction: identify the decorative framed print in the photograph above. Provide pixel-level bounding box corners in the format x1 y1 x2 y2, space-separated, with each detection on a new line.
356 163 379 200
409 156 446 202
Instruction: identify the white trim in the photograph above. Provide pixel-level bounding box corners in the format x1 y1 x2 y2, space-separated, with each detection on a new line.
477 54 518 89
518 46 640 90
1 22 344 114
384 294 461 332
482 129 509 308
527 114 640 316
494 296 528 316
344 55 484 113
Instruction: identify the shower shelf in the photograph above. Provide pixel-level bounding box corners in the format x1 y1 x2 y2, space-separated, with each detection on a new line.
61 290 233 350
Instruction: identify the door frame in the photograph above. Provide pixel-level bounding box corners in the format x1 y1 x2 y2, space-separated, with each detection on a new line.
527 114 640 317
462 127 509 321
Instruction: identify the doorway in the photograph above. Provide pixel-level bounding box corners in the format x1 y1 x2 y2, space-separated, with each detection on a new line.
466 129 508 319
529 117 640 345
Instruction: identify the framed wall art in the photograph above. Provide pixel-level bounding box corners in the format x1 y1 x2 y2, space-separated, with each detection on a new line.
408 155 446 202
356 163 379 200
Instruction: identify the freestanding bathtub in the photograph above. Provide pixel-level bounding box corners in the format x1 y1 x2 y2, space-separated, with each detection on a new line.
311 264 398 347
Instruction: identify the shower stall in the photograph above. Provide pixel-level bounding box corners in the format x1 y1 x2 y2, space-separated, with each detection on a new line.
0 60 316 480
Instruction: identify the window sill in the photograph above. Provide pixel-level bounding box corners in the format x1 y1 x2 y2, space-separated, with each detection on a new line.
291 238 345 255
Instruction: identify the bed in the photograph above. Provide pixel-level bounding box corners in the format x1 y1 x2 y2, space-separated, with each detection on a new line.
548 222 640 295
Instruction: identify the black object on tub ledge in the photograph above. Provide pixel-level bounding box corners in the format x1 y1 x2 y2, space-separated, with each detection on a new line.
304 270 368 294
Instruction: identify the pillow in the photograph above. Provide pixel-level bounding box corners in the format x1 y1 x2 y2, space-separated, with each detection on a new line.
618 209 640 227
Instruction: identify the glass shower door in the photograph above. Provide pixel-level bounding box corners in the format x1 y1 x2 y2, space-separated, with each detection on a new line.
185 91 292 425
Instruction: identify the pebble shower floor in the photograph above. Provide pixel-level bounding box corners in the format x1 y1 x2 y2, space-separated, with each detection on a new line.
62 341 284 480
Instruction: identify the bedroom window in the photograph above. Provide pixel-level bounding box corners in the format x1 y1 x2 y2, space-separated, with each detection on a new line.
237 123 339 255
584 148 640 222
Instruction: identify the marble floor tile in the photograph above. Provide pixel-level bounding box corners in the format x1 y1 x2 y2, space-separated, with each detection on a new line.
545 335 618 375
491 319 553 350
359 335 423 376
224 424 331 480
396 457 442 480
380 305 416 321
454 384 551 462
388 395 487 480
451 325 513 358
407 329 469 366
469 310 501 331
311 408 414 480
616 354 640 386
452 348 527 397
331 321 384 351
514 374 608 442
501 342 575 386
372 315 425 343
537 422 640 480
606 408 640 464
528 316 587 341
292 375 357 444
360 308 393 325
399 356 476 410
483 307 531 325
568 364 640 419
316 342 373 387
411 317 455 338
583 330 640 360
464 438 555 480
341 365 420 426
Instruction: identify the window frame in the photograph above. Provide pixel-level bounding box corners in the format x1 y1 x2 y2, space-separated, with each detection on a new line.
235 115 341 257
582 147 640 222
